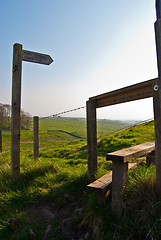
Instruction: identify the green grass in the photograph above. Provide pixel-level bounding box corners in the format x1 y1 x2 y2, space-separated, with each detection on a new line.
39 117 131 138
0 118 159 240
115 164 161 240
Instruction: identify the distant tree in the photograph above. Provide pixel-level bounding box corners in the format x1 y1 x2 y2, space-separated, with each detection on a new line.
25 112 32 129
3 104 11 128
20 110 31 130
0 104 11 129
0 104 4 129
0 103 31 130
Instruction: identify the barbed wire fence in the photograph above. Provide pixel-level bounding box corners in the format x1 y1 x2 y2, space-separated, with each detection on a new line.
41 106 86 119
0 104 155 161
0 106 87 157
96 117 155 156
40 104 154 133
39 105 155 156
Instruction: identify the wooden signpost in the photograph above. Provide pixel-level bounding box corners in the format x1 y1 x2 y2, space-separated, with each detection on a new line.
11 44 23 180
11 43 53 180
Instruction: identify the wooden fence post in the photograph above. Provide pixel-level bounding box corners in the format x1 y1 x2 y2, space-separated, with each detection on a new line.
33 116 39 160
154 2 161 194
11 43 22 180
0 130 2 153
86 100 97 179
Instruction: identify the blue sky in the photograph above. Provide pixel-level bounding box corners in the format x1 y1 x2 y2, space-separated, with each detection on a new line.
0 0 158 120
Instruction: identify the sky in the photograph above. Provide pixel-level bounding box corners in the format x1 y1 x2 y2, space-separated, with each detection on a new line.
0 0 158 120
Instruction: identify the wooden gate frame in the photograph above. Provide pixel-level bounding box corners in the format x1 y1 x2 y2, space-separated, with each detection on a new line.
86 77 158 179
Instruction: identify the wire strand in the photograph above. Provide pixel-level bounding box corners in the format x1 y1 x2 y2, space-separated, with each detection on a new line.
41 106 86 119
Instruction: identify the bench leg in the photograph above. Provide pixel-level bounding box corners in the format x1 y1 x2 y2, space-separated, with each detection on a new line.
146 150 155 166
97 192 106 205
112 161 128 218
97 190 111 205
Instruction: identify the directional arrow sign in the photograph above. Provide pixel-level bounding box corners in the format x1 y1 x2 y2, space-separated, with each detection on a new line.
22 50 53 65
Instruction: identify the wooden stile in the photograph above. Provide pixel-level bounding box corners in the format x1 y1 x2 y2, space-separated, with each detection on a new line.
88 141 155 216
85 0 161 216
87 79 155 179
107 142 155 217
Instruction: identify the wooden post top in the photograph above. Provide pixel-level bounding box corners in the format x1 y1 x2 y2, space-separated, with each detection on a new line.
156 0 161 20
106 142 155 163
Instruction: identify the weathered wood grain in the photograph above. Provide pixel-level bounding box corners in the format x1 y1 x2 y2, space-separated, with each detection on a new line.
154 17 161 194
105 142 155 217
86 100 97 179
112 161 128 218
11 43 22 180
87 171 112 193
89 78 156 108
106 142 155 163
87 163 137 193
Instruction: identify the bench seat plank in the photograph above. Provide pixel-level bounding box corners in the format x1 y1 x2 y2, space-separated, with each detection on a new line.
106 142 155 163
87 171 112 193
87 163 137 194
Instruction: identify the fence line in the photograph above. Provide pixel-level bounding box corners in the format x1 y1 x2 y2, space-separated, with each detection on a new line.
0 116 155 163
106 117 154 136
41 106 86 119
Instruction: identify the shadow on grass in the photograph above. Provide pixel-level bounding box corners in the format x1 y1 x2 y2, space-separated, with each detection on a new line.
39 144 88 160
0 165 90 239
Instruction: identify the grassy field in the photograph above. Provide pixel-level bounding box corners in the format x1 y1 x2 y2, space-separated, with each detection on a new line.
39 117 131 138
0 118 160 240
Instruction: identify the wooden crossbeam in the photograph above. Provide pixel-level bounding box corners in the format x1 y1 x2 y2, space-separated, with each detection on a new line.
89 78 157 108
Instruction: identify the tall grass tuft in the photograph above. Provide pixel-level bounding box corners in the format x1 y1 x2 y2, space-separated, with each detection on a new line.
113 164 161 240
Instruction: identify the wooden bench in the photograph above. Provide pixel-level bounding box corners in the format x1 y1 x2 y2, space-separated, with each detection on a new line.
87 142 155 217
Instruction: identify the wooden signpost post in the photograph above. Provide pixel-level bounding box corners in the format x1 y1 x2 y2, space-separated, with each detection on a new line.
11 44 23 180
11 43 53 180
